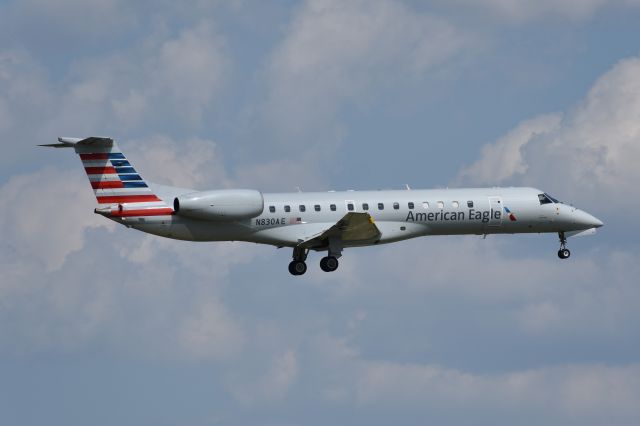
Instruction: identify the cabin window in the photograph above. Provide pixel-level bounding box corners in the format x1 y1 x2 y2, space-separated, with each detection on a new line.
452 201 459 208
408 202 414 209
378 203 384 210
393 202 400 210
314 204 321 212
362 203 369 210
299 205 306 212
422 202 429 209
347 203 354 211
467 201 473 208
269 206 276 213
330 204 336 211
284 205 291 213
437 201 444 209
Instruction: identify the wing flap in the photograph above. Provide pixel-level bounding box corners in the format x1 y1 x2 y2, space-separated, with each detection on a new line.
299 212 381 249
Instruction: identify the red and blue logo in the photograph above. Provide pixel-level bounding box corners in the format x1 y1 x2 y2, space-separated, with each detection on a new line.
504 206 517 221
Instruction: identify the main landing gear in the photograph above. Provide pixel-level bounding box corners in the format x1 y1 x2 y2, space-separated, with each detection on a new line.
289 247 308 276
320 256 339 272
288 238 343 275
557 231 571 259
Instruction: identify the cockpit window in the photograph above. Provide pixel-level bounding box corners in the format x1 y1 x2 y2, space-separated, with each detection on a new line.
546 193 560 203
538 194 552 204
538 193 560 205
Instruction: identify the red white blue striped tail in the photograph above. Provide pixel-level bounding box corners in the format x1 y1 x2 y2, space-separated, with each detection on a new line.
47 137 173 217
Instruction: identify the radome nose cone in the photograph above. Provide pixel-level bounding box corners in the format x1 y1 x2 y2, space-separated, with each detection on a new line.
575 210 603 228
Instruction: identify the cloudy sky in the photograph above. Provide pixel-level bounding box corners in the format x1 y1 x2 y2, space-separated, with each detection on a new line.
1 0 640 425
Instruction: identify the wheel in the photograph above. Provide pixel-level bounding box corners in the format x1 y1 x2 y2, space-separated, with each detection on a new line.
320 256 339 272
557 249 570 259
288 260 307 275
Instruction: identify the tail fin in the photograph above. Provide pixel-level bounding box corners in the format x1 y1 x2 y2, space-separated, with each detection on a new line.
42 137 173 217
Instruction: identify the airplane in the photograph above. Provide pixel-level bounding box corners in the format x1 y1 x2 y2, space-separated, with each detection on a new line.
42 136 604 275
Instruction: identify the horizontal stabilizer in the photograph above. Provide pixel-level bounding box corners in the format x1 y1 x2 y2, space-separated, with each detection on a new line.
39 137 113 148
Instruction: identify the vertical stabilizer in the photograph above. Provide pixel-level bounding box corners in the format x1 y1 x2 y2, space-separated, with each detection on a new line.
44 137 173 217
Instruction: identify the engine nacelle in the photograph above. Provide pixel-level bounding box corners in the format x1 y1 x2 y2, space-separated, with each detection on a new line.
173 189 264 221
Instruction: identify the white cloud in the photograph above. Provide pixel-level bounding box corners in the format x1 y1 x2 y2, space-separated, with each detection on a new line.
153 21 228 121
178 299 245 361
458 56 640 209
0 167 112 271
263 0 474 144
57 20 229 130
124 136 231 190
356 361 640 423
457 113 562 185
228 349 299 405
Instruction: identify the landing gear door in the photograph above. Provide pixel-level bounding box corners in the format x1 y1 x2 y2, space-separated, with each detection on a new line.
488 196 503 227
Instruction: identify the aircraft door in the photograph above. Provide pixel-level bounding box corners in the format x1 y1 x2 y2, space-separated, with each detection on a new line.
488 196 503 227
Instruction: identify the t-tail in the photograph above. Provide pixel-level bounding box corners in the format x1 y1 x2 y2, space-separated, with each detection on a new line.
41 137 173 217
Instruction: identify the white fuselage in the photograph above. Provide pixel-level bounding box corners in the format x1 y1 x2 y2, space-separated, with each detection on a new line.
120 186 602 249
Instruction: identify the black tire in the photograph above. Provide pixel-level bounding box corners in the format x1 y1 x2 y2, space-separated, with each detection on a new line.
320 257 329 272
561 248 571 259
557 250 564 259
320 256 339 272
289 260 307 275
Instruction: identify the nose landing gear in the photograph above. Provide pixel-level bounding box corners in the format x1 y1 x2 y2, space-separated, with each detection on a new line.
557 232 571 259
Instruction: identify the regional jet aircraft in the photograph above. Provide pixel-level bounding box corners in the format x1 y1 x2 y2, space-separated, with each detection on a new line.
43 137 603 275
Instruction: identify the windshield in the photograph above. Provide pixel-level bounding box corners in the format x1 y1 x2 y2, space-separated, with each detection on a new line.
538 193 560 205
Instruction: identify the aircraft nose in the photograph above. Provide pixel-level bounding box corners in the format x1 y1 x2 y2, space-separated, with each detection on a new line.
573 209 604 229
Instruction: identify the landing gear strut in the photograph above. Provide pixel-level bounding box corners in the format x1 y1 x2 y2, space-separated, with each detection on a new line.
557 232 571 259
289 246 308 276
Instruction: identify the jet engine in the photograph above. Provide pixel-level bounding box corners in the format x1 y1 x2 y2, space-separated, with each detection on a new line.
173 189 264 221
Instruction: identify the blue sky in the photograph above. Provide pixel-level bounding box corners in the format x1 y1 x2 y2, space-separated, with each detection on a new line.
1 1 640 425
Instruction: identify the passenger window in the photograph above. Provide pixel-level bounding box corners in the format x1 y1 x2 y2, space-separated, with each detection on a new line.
362 203 369 210
347 203 354 211
437 201 444 209
393 202 399 210
452 201 459 208
408 202 414 209
330 204 336 211
269 206 276 213
299 205 306 212
422 202 429 209
314 204 321 212
284 205 291 213
467 201 473 208
378 203 384 210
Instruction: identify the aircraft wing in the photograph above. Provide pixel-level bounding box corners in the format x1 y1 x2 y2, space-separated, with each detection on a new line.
298 212 381 249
